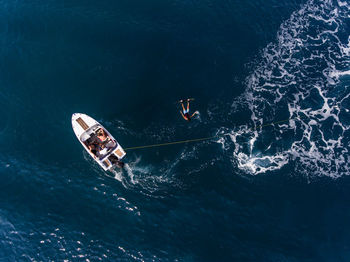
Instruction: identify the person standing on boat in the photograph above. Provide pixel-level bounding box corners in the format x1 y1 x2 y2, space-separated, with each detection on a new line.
179 99 198 121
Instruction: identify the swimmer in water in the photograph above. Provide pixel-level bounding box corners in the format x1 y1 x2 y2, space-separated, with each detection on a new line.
179 99 198 122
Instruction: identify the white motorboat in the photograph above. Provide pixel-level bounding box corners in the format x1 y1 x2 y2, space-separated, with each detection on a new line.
71 113 126 171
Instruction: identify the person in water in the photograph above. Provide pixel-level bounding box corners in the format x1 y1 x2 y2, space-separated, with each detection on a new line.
179 99 198 121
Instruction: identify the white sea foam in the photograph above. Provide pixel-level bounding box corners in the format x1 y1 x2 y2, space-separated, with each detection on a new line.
110 169 123 182
229 0 350 177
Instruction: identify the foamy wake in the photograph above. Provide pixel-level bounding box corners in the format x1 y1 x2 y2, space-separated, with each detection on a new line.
228 0 350 177
109 158 144 187
109 156 178 195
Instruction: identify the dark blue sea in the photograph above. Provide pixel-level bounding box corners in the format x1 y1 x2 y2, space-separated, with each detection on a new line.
1 0 350 261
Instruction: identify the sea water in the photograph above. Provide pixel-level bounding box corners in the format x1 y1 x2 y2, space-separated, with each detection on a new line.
1 0 350 261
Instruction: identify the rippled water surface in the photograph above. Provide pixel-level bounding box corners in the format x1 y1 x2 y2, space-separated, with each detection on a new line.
1 0 350 261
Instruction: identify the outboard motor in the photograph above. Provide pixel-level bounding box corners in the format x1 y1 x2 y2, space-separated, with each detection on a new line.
115 160 125 169
108 154 125 169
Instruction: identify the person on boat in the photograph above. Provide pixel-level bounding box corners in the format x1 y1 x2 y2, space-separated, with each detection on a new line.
97 128 108 142
97 128 116 148
87 142 100 158
179 99 198 121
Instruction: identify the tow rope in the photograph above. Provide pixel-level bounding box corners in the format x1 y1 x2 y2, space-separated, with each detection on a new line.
124 116 303 151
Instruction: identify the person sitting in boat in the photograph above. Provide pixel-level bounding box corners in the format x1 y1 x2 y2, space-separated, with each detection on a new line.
97 128 109 142
179 99 198 122
87 142 100 158
97 128 116 148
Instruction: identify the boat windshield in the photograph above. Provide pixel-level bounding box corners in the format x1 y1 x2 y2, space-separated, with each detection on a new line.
79 124 99 142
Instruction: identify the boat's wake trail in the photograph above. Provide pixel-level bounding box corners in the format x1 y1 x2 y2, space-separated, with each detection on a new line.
110 168 123 182
226 0 350 177
107 156 176 196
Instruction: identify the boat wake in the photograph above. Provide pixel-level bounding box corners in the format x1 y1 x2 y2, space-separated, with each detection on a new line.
107 156 177 197
109 158 149 187
226 0 350 177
